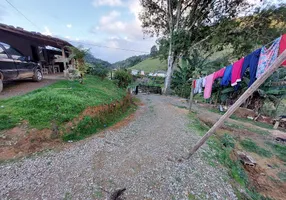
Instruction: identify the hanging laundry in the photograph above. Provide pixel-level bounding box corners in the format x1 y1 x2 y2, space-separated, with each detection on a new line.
202 77 206 87
256 37 281 78
241 48 261 87
194 77 203 94
231 57 245 86
193 80 196 89
279 34 286 66
213 67 226 80
204 73 214 99
221 65 233 86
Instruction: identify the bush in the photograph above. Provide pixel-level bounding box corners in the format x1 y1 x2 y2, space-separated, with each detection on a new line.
113 69 132 88
88 63 109 79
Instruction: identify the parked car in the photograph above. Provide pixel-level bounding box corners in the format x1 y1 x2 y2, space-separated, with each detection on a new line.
0 42 43 93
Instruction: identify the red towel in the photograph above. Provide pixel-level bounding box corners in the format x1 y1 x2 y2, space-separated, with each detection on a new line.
231 57 245 86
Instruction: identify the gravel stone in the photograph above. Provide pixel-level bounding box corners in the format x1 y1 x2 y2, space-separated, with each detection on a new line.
0 94 237 199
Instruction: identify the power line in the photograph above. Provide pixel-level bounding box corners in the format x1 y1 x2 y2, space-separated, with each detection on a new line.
68 40 150 54
4 0 42 31
4 0 150 54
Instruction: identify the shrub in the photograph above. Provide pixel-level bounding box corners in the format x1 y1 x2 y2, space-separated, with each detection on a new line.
88 63 109 79
113 69 132 88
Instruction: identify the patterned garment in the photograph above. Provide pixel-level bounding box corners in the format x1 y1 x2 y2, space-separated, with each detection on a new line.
256 37 281 78
194 77 203 94
279 34 286 66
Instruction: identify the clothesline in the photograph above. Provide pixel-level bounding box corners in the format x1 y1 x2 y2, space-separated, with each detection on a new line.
192 33 286 100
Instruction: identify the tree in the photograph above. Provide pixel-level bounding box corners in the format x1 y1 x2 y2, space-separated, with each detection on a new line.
67 46 89 84
139 0 250 94
150 45 158 57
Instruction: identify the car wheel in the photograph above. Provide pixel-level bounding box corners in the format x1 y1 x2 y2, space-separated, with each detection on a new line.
33 69 43 82
0 79 3 93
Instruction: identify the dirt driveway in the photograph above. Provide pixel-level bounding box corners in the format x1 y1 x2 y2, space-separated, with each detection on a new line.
0 74 64 99
0 94 236 200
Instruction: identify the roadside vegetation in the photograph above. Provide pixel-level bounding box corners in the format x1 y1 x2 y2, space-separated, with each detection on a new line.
0 75 126 131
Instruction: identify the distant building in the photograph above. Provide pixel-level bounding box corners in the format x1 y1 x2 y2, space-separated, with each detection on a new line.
140 70 145 75
154 70 167 78
131 69 139 75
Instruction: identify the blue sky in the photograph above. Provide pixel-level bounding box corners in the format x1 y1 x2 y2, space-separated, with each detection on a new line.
0 0 156 63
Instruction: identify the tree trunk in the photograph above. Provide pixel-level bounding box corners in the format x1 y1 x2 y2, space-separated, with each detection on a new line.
164 44 175 94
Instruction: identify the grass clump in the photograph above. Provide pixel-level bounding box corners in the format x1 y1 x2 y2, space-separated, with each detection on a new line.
240 139 272 158
265 141 286 162
63 103 136 141
0 76 126 131
278 171 286 182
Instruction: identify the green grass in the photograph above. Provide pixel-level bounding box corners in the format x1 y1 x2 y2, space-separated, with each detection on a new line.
188 113 269 199
278 171 286 182
240 139 272 158
265 141 286 162
0 76 126 131
62 103 137 141
129 58 167 73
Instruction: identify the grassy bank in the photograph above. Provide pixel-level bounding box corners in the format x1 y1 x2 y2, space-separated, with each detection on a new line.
188 112 285 199
0 76 126 131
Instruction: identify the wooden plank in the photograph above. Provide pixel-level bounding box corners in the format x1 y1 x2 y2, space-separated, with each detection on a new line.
62 47 67 77
186 50 286 158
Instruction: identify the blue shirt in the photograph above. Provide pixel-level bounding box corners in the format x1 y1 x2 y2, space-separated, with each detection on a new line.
220 65 233 86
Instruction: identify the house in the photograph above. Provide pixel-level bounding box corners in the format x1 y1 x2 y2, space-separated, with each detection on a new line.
131 69 139 75
0 23 73 74
154 70 167 78
140 70 145 75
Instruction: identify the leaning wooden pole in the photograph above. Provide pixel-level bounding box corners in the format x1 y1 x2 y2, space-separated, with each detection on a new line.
189 80 195 111
186 50 286 158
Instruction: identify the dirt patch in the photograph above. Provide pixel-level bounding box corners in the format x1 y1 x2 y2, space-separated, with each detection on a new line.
0 95 134 161
195 109 286 200
0 78 59 99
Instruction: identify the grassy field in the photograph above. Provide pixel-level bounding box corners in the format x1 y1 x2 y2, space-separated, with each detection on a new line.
129 58 167 73
0 76 126 131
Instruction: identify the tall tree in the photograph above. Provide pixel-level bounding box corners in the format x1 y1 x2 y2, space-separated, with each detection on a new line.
139 0 250 94
150 45 158 57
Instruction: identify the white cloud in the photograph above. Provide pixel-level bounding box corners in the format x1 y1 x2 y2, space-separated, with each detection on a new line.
66 24 72 28
92 0 122 7
100 10 120 24
42 26 52 36
65 36 70 39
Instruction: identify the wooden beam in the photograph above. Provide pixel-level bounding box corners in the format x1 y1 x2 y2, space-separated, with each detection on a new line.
186 50 286 158
62 47 67 77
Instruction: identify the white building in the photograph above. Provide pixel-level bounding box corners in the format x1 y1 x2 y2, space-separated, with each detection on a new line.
131 69 139 75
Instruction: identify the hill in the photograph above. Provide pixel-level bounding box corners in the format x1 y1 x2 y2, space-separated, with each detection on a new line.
129 58 167 73
112 54 149 69
84 52 112 69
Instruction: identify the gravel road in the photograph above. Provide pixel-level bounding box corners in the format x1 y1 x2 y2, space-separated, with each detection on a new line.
0 94 237 200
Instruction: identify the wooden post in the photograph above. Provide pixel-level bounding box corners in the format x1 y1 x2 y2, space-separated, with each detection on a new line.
186 50 286 158
189 80 195 111
62 47 67 77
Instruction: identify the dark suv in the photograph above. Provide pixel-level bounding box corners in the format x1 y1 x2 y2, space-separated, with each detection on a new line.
0 42 43 93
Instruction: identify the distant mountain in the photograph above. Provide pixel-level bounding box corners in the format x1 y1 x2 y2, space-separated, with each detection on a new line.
112 54 150 69
84 52 112 69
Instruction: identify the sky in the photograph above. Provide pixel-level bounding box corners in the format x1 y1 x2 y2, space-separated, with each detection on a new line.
0 0 156 63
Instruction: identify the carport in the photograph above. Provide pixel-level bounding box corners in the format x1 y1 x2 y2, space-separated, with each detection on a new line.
0 23 73 74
